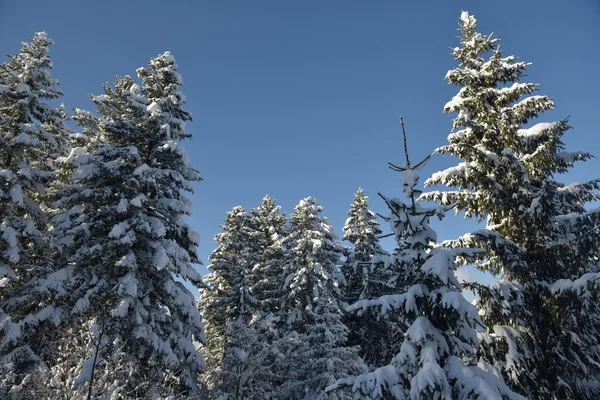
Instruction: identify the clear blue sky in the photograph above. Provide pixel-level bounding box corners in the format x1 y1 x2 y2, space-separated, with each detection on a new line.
1 1 599 288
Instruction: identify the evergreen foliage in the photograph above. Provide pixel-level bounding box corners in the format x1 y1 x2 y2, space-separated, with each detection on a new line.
199 198 288 399
282 197 364 399
341 188 398 367
423 11 600 399
42 52 205 398
328 118 524 400
249 195 288 316
0 32 71 397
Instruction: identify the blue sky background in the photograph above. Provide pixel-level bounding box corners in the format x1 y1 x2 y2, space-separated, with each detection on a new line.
1 1 599 293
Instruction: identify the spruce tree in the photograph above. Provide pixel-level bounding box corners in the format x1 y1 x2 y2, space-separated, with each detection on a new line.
0 32 71 396
198 207 258 398
199 202 284 399
282 197 364 399
248 195 287 316
328 119 524 400
423 11 600 399
44 52 205 398
246 195 289 396
341 188 398 367
342 188 389 303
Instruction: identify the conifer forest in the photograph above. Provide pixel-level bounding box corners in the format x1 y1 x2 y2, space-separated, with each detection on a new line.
2 9 600 400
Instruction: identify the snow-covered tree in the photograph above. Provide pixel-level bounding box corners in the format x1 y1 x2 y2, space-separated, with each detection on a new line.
423 11 600 399
341 188 398 367
40 52 205 398
342 188 389 303
328 118 524 400
199 202 284 399
245 195 290 396
248 195 287 316
198 207 257 398
287 292 365 400
282 197 364 399
282 198 345 321
0 32 71 397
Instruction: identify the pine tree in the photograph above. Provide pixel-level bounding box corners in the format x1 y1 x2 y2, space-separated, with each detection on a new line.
248 195 287 316
246 195 290 396
282 198 345 322
289 292 365 400
423 11 600 399
282 197 364 399
341 188 398 367
198 207 257 398
342 188 389 303
328 118 524 400
199 202 284 399
0 32 71 396
44 52 205 398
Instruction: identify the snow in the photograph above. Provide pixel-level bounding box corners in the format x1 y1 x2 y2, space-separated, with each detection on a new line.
148 217 166 237
147 101 162 115
443 94 465 112
14 132 40 145
73 355 100 386
154 246 170 270
410 357 449 399
116 199 128 213
74 163 99 180
421 250 453 285
9 184 23 205
117 273 138 297
111 298 131 317
325 364 401 398
516 122 557 143
550 273 600 294
348 284 426 316
400 169 419 196
108 222 129 238
15 83 30 94
460 10 474 24
427 162 470 185
130 195 144 207
1 226 18 250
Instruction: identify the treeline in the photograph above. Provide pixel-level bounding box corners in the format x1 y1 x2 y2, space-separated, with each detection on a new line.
2 10 600 400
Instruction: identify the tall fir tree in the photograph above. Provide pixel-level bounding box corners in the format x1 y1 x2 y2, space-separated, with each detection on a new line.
328 118 524 400
199 200 285 400
341 188 398 367
342 188 389 303
43 52 205 398
198 207 259 399
248 195 287 316
0 32 72 397
246 195 290 396
281 197 364 399
423 11 600 399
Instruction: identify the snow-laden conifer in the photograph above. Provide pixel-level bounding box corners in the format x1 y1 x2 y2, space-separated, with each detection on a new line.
341 188 398 367
198 207 257 397
328 118 524 400
283 198 345 321
245 195 290 396
43 52 204 398
248 195 287 316
282 197 365 399
0 32 71 397
199 201 285 399
342 188 389 304
423 12 600 398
